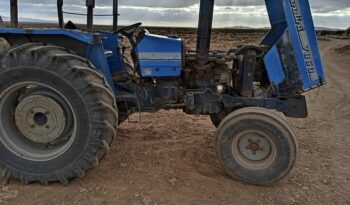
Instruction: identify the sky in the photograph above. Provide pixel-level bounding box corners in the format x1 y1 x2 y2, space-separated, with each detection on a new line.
0 0 349 29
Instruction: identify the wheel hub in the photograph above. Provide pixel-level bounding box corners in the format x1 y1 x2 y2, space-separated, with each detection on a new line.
238 133 271 161
15 95 66 144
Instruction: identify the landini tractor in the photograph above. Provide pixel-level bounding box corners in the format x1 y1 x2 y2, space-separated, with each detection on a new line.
0 0 326 185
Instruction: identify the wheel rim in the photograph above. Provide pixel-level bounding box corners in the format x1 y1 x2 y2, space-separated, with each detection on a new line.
0 82 77 162
231 129 276 171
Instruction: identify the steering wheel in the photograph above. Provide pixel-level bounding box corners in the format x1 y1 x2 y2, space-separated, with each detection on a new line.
113 22 142 39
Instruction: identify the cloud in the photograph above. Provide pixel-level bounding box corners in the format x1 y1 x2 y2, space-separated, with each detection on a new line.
0 0 349 29
3 0 350 11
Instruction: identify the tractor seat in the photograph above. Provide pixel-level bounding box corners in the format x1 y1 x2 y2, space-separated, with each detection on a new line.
64 21 78 30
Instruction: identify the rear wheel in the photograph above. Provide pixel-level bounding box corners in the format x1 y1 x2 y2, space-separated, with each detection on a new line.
215 107 297 185
0 43 118 185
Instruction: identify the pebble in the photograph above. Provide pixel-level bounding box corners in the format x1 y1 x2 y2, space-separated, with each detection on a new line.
302 186 309 191
78 187 87 193
168 178 177 186
120 162 128 168
133 193 141 198
142 196 152 205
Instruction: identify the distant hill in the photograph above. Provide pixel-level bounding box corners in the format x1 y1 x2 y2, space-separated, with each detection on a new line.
224 26 257 29
315 27 342 31
0 15 347 32
1 16 55 23
225 26 344 31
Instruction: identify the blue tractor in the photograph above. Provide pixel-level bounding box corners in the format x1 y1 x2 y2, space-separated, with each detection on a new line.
0 0 326 185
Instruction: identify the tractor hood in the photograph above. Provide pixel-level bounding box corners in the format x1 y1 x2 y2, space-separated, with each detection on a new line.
136 33 183 78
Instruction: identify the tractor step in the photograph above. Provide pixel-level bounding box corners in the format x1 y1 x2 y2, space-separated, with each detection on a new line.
116 92 142 123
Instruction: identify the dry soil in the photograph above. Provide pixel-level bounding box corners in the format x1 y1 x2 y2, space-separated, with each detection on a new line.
0 32 349 205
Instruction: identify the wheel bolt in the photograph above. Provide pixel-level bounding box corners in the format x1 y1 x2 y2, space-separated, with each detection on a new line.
45 111 50 115
30 124 35 128
246 146 250 150
46 125 50 129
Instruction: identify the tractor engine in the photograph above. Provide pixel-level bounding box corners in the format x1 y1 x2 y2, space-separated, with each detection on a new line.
184 51 232 91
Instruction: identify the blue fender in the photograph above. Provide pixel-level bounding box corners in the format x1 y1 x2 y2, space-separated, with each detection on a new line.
0 28 116 90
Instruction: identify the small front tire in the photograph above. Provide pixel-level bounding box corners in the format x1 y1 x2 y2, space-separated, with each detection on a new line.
215 107 297 185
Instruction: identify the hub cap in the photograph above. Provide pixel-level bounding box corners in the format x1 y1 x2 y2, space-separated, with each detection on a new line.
15 95 66 144
238 133 271 161
0 82 77 162
232 130 276 170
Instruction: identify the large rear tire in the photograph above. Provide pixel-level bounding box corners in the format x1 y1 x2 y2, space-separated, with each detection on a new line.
0 43 118 185
215 107 297 185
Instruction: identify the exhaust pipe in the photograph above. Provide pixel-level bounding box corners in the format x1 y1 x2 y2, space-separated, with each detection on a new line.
196 0 215 66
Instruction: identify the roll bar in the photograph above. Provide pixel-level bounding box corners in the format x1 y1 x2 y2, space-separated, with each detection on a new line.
10 0 18 28
57 0 64 28
10 0 119 31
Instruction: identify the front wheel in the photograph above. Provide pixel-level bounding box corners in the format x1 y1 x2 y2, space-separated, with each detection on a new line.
215 107 297 185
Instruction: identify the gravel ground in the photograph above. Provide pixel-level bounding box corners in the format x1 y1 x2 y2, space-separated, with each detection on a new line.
0 32 349 205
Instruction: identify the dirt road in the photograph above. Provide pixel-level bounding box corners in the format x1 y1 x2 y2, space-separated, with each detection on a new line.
1 37 350 205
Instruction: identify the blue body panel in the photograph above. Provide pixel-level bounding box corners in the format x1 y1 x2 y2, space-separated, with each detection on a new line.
136 34 183 77
262 0 326 92
99 32 125 74
0 28 95 44
264 46 286 86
